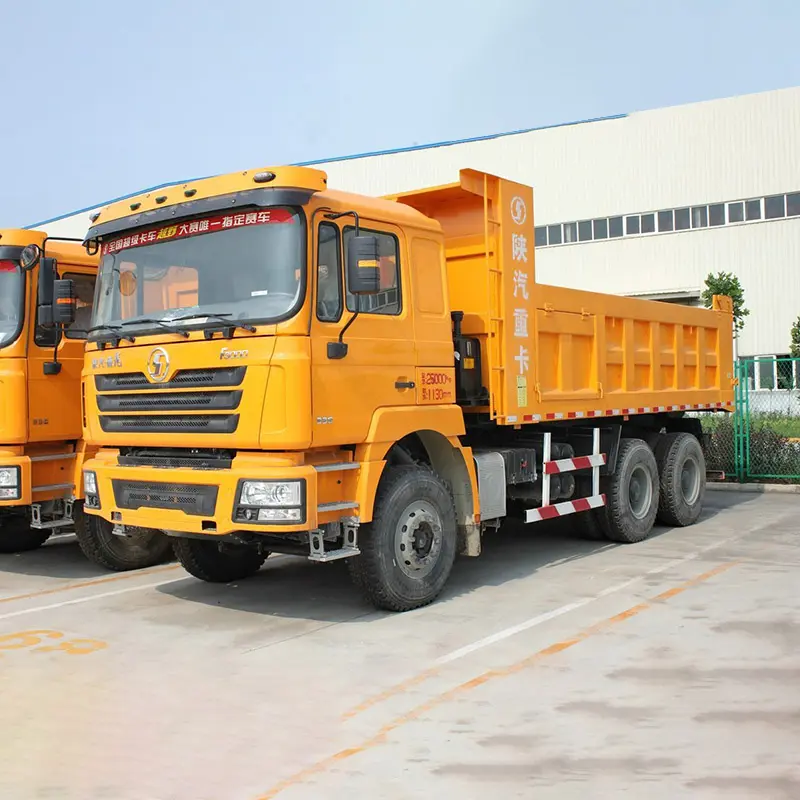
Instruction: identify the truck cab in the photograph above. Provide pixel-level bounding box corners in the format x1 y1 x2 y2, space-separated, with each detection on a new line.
0 228 98 551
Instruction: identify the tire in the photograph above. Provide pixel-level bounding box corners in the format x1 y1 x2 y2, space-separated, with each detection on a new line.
172 537 268 583
73 506 173 571
572 508 607 541
347 465 457 612
596 438 659 544
0 513 51 553
655 432 706 527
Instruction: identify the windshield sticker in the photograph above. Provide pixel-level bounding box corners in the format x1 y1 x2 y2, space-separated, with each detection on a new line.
101 208 295 256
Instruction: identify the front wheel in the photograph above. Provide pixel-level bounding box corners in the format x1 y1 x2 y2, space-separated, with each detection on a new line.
73 506 173 571
0 512 52 553
347 465 458 612
172 537 267 583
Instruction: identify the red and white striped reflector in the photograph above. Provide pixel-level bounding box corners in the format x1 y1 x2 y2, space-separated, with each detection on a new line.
544 453 607 475
526 494 606 523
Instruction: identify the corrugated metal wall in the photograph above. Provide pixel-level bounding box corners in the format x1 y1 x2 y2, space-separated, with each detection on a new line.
40 87 800 356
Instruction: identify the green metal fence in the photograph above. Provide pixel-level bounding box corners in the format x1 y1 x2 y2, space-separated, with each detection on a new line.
703 357 800 483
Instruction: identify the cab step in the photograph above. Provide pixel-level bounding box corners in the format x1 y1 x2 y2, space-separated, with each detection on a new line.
308 522 360 563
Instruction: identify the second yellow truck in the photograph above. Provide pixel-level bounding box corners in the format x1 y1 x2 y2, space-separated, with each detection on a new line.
61 166 733 609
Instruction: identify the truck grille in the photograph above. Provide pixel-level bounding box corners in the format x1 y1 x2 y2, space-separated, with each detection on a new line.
96 367 245 433
100 415 239 434
97 391 242 412
95 367 246 391
112 479 218 516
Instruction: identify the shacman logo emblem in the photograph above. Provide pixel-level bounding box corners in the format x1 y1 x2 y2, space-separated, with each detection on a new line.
146 347 170 382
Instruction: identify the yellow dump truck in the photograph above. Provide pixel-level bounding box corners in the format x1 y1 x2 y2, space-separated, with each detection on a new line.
74 166 734 609
0 228 171 569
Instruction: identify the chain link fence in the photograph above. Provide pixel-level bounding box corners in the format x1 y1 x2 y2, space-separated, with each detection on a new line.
701 357 800 484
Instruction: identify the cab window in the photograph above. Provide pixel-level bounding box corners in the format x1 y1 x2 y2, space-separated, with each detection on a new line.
344 227 401 316
316 223 342 322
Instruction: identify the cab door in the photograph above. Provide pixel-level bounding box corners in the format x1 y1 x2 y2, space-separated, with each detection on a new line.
310 220 416 446
27 268 97 443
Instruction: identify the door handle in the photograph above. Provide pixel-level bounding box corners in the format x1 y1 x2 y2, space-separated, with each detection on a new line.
395 380 416 390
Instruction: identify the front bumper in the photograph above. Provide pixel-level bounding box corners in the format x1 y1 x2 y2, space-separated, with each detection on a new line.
0 448 88 507
82 450 334 536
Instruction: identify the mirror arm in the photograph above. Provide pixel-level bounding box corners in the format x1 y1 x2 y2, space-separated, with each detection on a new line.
324 209 360 236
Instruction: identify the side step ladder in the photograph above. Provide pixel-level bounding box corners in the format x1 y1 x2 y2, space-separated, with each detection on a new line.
526 429 607 523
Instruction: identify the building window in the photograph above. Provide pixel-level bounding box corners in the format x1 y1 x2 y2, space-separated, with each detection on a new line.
787 193 800 217
745 199 761 221
764 194 786 219
564 222 578 243
593 218 608 240
758 358 775 390
547 224 562 245
709 203 725 226
578 220 592 241
674 208 690 230
641 213 655 233
609 216 623 238
692 206 708 228
657 210 674 232
534 226 547 247
728 202 744 223
626 215 640 235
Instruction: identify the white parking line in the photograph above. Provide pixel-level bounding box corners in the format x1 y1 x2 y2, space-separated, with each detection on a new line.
0 576 190 621
435 533 743 666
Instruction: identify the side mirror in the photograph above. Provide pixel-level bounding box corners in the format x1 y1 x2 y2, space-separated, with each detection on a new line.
20 244 41 272
346 235 381 296
52 279 76 325
37 257 58 326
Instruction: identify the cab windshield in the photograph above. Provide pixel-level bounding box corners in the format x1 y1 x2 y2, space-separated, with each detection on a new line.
90 207 305 339
0 262 24 348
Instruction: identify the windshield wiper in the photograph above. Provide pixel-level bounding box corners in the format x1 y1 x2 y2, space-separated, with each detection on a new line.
170 312 256 335
87 323 135 343
120 318 190 338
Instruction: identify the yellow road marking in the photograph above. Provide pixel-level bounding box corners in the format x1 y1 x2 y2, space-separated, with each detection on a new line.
255 560 737 799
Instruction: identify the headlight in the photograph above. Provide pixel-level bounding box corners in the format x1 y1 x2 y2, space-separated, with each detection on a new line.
0 467 20 500
240 480 302 508
0 467 19 488
83 471 98 495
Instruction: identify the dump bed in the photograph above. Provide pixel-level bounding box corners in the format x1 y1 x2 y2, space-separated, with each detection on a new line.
391 169 735 425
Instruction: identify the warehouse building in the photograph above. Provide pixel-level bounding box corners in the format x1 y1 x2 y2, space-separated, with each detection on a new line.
34 86 800 388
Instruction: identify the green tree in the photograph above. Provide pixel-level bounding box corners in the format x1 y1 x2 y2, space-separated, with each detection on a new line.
702 271 749 334
790 316 800 359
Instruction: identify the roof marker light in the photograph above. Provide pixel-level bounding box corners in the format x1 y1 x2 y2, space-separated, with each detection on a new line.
130 202 141 211
89 211 101 222
155 195 167 204
253 171 276 184
184 189 197 197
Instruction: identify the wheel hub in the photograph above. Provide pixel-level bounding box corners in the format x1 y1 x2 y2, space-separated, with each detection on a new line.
395 501 443 578
628 464 653 520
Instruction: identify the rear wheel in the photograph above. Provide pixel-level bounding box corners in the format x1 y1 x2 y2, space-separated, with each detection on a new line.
0 512 51 553
597 438 659 544
348 465 457 612
655 432 706 527
172 537 267 583
73 506 173 571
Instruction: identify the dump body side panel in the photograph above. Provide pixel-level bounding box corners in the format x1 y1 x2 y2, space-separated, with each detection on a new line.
390 169 735 425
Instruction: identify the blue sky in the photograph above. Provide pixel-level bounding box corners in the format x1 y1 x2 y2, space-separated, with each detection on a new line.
2 0 799 228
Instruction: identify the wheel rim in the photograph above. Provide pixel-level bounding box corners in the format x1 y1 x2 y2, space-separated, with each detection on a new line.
628 465 653 520
394 500 443 579
680 455 701 505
